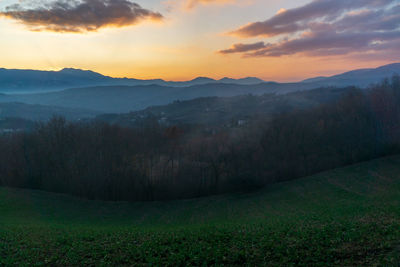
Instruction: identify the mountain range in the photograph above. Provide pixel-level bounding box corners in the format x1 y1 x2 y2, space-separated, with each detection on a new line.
0 63 398 118
301 63 400 87
0 68 265 93
0 63 399 93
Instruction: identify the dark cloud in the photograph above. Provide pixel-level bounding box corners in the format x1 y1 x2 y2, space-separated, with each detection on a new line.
244 31 400 58
0 0 163 32
230 0 396 37
221 0 400 58
219 42 267 54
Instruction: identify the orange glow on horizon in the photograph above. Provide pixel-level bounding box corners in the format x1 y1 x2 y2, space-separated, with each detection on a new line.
3 56 393 83
0 0 398 83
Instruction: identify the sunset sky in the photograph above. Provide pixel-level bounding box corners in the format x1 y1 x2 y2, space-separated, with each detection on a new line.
0 0 399 81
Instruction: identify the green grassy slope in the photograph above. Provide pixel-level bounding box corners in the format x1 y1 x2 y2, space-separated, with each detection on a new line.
1 156 400 266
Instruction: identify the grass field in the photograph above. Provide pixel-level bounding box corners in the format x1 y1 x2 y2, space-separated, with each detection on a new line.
1 156 400 266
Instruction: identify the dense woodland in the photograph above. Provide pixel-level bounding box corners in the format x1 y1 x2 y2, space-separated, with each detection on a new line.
0 77 399 201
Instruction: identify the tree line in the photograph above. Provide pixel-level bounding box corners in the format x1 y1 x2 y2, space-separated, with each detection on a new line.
0 76 399 201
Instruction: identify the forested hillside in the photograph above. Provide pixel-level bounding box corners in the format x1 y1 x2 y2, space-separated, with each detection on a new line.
96 86 350 126
0 77 399 201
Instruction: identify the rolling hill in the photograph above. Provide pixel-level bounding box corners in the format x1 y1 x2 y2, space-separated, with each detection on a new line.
97 87 350 126
0 83 317 113
1 156 399 265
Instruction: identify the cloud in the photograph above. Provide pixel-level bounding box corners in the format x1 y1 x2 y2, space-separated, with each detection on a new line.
276 8 287 15
229 0 396 38
0 0 163 33
219 42 267 54
220 0 400 58
244 31 400 58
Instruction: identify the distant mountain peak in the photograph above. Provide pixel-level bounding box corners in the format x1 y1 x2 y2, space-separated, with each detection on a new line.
301 62 400 87
58 68 108 80
376 63 400 71
191 77 216 82
60 67 84 72
59 68 100 75
219 77 234 82
240 77 265 82
219 76 265 84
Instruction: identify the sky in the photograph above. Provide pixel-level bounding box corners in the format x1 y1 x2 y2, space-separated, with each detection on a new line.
0 0 399 82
